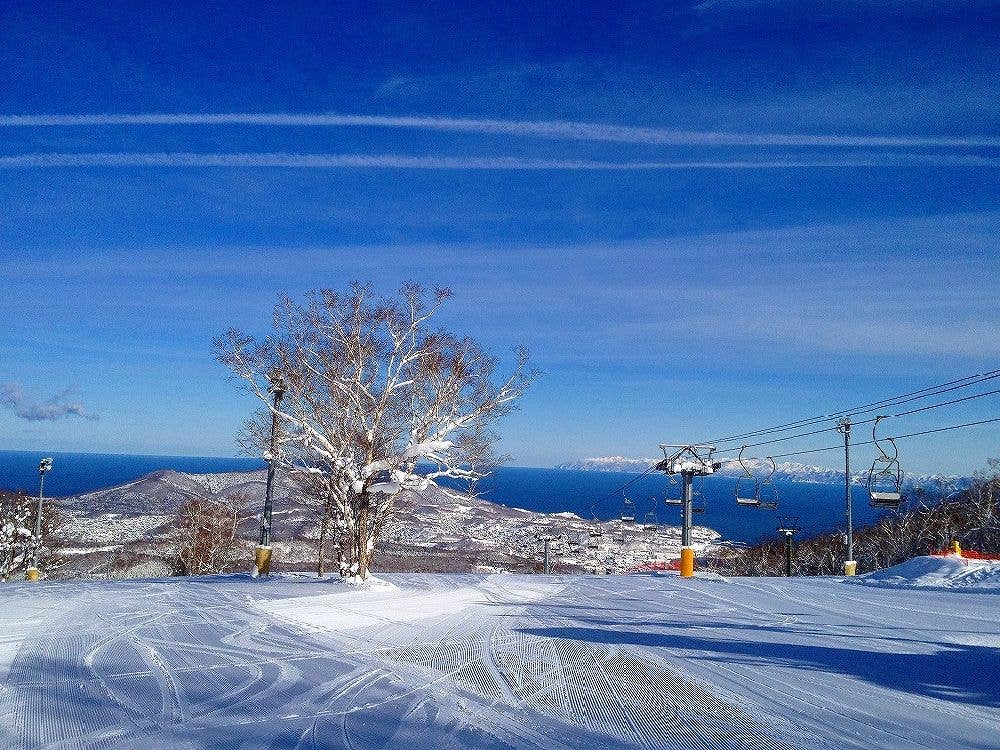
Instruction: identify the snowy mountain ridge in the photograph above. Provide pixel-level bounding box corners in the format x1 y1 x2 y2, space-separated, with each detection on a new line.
556 455 972 491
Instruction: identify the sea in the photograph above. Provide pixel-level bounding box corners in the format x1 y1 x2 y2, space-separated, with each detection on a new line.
0 449 890 544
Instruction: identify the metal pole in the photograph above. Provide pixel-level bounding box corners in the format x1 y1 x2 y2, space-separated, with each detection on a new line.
543 537 551 574
30 470 44 569
785 532 793 577
681 470 693 548
838 417 855 575
254 384 285 577
260 387 284 548
28 458 52 581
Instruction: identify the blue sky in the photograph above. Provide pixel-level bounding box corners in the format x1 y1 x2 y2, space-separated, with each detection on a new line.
1 1 999 473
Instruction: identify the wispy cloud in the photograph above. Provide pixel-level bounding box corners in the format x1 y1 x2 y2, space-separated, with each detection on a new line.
1 383 99 422
0 113 998 149
0 151 997 170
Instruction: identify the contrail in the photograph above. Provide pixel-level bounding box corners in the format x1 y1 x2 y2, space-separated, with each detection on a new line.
2 151 998 170
0 113 997 149
0 152 996 170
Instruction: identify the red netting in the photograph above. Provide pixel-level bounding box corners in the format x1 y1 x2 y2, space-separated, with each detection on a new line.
930 549 1000 560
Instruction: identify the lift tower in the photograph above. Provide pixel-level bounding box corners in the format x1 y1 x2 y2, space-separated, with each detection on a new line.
655 444 717 577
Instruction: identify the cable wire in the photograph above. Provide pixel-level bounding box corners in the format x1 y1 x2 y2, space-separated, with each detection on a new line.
712 386 1000 457
704 368 1000 446
760 416 1000 460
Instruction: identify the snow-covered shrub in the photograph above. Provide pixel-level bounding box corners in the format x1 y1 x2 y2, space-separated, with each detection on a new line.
0 491 36 580
174 493 254 576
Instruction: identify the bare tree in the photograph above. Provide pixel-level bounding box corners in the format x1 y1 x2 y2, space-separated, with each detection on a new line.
216 282 533 581
175 493 254 576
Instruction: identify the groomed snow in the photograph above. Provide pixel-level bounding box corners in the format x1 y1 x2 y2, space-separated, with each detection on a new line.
257 574 560 633
1 572 998 749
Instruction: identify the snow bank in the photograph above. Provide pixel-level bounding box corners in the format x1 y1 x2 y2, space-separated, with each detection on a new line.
848 555 1000 590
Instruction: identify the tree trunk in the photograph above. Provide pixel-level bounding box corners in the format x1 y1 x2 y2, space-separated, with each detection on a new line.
356 496 370 579
317 512 329 577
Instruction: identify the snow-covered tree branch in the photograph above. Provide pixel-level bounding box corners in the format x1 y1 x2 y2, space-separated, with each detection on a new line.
216 282 534 580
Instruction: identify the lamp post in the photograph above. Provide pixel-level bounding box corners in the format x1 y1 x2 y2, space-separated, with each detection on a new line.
26 457 53 582
254 376 285 577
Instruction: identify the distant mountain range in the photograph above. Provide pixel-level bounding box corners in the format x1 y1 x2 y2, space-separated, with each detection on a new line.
555 456 972 492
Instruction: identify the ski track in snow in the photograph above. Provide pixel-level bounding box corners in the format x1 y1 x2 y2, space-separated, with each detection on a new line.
0 572 998 749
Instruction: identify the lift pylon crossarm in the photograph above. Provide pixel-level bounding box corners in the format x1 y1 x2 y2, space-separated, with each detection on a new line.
656 444 717 476
776 515 801 534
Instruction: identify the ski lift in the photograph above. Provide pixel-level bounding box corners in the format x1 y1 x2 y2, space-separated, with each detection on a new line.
643 510 657 530
758 457 779 510
621 497 636 523
664 474 683 505
735 445 762 507
692 491 706 515
867 416 904 509
734 447 778 510
567 535 580 551
588 528 602 550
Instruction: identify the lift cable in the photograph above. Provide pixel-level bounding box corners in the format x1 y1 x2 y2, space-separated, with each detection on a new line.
757 416 1000 461
703 368 1000 446
587 464 659 519
712 386 1000 458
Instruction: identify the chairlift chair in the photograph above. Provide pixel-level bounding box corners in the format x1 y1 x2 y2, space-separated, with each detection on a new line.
664 474 683 505
691 490 706 514
734 445 762 507
588 528 602 550
867 416 904 509
621 497 636 523
758 457 780 510
643 510 657 530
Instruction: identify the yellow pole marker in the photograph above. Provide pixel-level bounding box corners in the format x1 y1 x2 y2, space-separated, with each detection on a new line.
25 568 39 582
844 560 857 576
255 546 273 576
952 540 962 557
680 547 695 577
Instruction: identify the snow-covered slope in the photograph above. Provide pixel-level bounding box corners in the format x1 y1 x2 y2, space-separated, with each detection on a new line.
849 554 1000 590
1 573 997 749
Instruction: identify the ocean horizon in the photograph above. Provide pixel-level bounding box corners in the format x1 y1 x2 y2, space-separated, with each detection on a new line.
0 449 891 544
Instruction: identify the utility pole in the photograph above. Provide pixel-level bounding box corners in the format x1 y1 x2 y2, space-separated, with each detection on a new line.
655 444 716 578
26 457 53 582
255 376 285 577
836 417 856 576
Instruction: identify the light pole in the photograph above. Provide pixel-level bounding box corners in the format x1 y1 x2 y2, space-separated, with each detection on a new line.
255 376 285 577
836 417 856 576
26 457 53 582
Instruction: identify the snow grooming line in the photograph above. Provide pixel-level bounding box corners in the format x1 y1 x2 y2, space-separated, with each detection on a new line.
377 628 826 750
